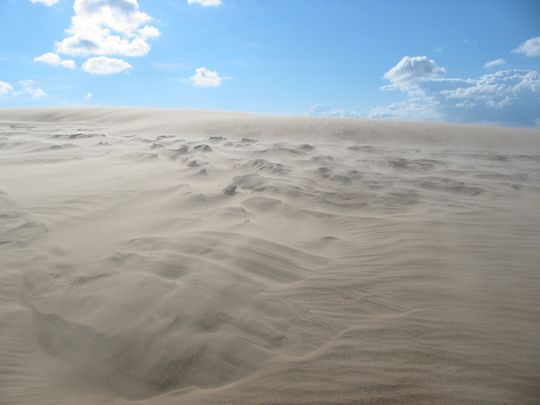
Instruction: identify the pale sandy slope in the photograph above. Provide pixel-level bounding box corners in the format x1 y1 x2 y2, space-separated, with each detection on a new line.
0 108 539 404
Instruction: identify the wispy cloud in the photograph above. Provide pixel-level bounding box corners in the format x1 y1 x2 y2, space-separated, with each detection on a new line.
0 81 14 96
18 80 47 97
308 104 361 119
1 80 48 98
367 99 439 121
484 58 506 69
29 0 59 6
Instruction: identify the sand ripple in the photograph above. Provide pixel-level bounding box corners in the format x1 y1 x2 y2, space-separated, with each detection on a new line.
0 110 539 404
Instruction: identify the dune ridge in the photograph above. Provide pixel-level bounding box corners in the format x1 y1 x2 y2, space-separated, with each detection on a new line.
0 108 539 404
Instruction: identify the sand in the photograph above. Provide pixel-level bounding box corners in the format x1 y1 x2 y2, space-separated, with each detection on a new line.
0 108 539 404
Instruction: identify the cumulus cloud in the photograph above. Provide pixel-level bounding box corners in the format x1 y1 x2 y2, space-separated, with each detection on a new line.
436 70 540 123
0 81 13 96
368 56 540 126
29 0 59 5
55 0 160 58
81 56 132 74
382 56 446 94
190 67 223 87
188 0 222 6
34 52 76 69
484 58 506 69
513 36 540 57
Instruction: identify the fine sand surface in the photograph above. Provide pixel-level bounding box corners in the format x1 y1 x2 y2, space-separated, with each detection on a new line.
1 108 540 404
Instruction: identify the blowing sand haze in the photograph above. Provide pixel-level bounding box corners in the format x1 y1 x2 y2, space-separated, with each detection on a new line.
0 108 539 404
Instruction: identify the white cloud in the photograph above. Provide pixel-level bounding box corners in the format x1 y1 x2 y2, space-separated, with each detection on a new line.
190 67 223 87
382 56 446 94
513 36 540 57
0 81 13 96
81 56 132 75
370 56 540 126
84 92 93 99
188 0 222 6
433 70 540 126
34 52 76 69
484 58 506 69
19 80 47 98
55 0 160 57
441 70 540 106
29 0 59 5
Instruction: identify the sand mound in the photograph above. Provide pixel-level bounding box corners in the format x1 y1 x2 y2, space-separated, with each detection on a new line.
0 108 539 404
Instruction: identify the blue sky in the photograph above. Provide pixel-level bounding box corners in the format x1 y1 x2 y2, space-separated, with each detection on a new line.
1 0 539 126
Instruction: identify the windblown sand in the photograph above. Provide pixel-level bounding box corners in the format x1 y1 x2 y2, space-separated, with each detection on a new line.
1 108 539 404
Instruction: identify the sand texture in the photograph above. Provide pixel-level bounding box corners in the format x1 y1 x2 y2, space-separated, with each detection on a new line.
1 108 540 404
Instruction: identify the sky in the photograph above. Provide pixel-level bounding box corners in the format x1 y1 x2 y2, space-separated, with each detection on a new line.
1 0 539 126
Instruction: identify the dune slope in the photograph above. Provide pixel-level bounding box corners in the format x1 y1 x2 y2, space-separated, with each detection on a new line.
1 108 540 404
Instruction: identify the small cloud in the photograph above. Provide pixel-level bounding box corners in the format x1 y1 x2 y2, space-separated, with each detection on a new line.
190 67 223 87
29 0 59 5
484 58 506 69
0 81 13 96
188 0 222 6
384 56 446 83
34 52 76 69
19 80 47 97
513 36 540 57
382 56 446 95
33 88 48 98
84 92 93 100
82 56 132 75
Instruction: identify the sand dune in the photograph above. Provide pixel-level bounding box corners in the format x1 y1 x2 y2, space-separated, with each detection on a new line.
0 108 539 404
